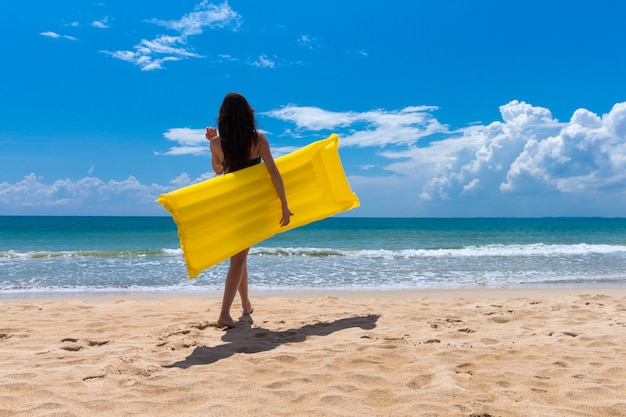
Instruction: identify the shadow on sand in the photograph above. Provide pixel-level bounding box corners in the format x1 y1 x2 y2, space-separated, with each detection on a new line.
164 314 379 368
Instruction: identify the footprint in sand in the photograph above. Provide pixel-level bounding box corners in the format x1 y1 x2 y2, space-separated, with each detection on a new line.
491 316 510 323
407 374 433 389
60 337 110 351
87 340 110 347
454 362 476 375
60 338 82 351
458 328 476 334
156 322 210 350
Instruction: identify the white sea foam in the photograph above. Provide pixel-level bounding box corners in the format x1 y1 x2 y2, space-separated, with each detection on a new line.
0 248 183 259
3 243 625 261
252 243 626 259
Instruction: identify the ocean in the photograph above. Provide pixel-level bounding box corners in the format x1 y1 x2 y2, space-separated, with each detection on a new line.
1 216 626 297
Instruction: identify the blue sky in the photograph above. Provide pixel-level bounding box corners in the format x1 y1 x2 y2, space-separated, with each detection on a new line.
1 0 626 217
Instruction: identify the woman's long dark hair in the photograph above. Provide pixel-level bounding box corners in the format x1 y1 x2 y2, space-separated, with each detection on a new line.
217 92 259 172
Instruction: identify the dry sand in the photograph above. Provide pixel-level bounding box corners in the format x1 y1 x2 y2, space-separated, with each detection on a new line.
1 288 626 417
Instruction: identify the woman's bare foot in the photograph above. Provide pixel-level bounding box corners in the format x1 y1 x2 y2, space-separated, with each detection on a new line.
242 301 254 316
216 315 237 329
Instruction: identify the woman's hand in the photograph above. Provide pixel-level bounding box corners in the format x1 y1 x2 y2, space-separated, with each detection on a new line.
205 127 218 141
280 206 293 227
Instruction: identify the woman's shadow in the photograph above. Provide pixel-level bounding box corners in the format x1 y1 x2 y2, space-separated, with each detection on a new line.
164 314 379 369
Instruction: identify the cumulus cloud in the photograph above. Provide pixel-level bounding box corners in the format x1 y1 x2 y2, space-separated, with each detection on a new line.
418 100 566 200
413 100 626 203
0 174 171 215
502 102 626 194
102 1 240 70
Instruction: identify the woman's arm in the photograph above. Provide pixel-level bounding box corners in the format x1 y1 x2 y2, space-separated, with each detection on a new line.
206 128 224 175
258 133 292 227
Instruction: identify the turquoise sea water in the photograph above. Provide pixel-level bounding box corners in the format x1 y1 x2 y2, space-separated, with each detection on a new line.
1 216 626 296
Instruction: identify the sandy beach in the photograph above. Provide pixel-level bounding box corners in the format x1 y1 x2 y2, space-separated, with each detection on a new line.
1 288 626 417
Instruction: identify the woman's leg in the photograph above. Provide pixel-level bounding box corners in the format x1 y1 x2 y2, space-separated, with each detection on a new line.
217 248 250 328
238 261 254 315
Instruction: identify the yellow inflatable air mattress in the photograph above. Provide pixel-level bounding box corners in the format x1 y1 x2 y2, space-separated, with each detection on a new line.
157 134 359 278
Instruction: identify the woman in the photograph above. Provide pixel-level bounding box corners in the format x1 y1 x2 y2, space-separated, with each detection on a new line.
205 92 292 328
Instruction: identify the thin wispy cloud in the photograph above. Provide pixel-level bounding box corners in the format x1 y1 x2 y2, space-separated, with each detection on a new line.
298 34 318 50
264 105 447 147
102 1 241 71
149 1 241 35
40 31 77 41
217 54 238 62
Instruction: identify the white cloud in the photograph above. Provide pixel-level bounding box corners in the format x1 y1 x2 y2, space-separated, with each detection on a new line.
157 128 208 156
103 1 240 70
40 31 77 41
407 100 626 206
264 105 448 147
92 17 110 29
169 173 192 188
140 35 200 57
0 174 171 215
40 31 61 38
418 101 566 200
150 0 241 36
264 106 359 130
218 53 238 61
252 54 275 68
0 170 227 215
269 146 300 158
298 34 318 50
502 101 626 194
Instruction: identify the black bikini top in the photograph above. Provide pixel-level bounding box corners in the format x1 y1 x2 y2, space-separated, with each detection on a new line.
222 157 261 172
242 157 261 169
